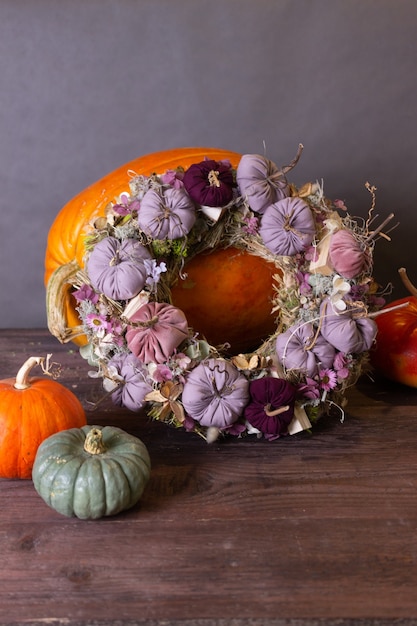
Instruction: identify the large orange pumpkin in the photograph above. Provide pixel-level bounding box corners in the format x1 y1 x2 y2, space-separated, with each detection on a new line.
45 147 278 353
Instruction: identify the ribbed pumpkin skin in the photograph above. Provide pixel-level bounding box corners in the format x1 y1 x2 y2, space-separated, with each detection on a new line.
45 147 242 345
32 425 151 519
0 377 87 479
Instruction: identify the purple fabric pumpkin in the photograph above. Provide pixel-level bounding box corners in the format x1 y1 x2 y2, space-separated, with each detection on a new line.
181 358 250 429
276 321 336 377
319 298 377 353
328 229 367 279
138 187 196 240
244 377 296 437
259 196 315 256
182 159 234 207
107 352 152 412
87 236 151 300
236 154 290 214
126 301 189 364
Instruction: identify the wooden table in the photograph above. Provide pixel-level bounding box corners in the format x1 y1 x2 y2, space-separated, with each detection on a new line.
1 328 417 625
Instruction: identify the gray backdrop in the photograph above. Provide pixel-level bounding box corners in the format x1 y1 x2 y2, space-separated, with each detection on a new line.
1 0 416 328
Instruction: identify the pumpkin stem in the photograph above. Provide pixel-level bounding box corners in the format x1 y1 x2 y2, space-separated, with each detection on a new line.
46 260 85 343
14 355 53 390
84 428 107 455
399 267 417 299
208 170 221 187
264 403 290 417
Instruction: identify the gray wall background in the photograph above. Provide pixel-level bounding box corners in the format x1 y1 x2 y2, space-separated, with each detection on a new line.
1 0 416 328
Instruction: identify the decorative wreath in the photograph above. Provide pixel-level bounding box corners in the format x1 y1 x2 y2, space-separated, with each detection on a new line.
71 145 392 442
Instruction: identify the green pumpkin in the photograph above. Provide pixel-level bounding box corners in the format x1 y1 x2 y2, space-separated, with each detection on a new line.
32 425 151 519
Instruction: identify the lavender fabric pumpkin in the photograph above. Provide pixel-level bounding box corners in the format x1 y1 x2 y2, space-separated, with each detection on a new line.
329 229 367 279
319 298 377 353
182 159 234 207
138 188 196 240
276 321 336 377
259 196 315 256
244 377 296 437
87 236 151 301
107 352 152 412
236 154 290 214
126 301 189 364
181 358 250 429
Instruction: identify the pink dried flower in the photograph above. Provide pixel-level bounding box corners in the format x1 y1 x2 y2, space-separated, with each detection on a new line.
333 352 351 380
113 193 141 216
304 245 319 262
152 364 174 383
333 199 348 211
296 271 312 295
319 368 338 391
73 284 99 304
161 169 185 189
85 313 109 332
242 215 259 235
297 377 320 400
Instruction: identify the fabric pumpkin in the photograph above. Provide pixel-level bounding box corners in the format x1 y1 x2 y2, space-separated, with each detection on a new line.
236 154 290 214
244 377 296 437
182 159 234 207
137 187 196 240
328 229 367 279
126 301 189 364
87 236 151 301
106 353 152 412
259 196 315 256
319 298 377 353
181 358 250 429
276 321 336 377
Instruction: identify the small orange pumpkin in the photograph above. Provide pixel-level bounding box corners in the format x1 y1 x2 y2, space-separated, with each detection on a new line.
0 356 87 479
45 147 278 352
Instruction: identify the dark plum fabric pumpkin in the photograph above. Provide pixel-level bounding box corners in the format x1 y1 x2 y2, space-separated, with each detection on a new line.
244 377 296 437
276 321 336 377
259 196 315 256
126 301 189 364
107 352 152 412
182 159 234 207
138 187 196 240
236 154 290 214
87 236 151 301
181 358 249 429
319 298 377 353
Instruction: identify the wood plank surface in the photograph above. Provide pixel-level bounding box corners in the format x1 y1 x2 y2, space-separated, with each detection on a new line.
1 329 417 625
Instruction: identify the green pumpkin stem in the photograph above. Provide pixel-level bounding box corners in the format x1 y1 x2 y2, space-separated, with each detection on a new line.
84 428 107 455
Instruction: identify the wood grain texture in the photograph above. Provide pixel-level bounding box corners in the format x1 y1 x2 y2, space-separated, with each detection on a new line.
1 329 417 625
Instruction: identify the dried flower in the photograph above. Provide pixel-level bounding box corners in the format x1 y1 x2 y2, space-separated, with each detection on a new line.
73 284 99 304
318 368 337 391
85 313 109 333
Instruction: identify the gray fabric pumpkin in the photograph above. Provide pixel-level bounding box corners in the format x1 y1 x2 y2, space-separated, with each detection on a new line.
86 236 151 300
181 358 250 429
236 154 290 214
259 196 315 256
138 187 196 240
